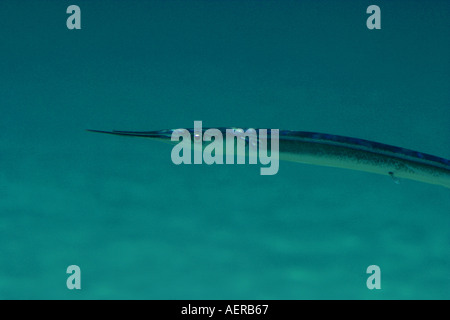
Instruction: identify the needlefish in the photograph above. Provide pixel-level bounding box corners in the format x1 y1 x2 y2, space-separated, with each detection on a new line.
88 128 450 189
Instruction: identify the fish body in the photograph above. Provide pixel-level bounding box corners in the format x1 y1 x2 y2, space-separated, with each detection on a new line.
278 131 450 189
88 128 450 189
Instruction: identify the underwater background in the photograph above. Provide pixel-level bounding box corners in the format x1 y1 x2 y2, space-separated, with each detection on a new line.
1 0 449 299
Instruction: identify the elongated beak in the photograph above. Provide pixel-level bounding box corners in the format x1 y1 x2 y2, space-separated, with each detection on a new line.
86 129 173 142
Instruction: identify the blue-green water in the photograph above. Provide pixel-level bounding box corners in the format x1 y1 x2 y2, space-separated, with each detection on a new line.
1 0 449 299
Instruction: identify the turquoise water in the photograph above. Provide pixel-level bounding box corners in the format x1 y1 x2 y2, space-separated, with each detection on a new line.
1 0 449 299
